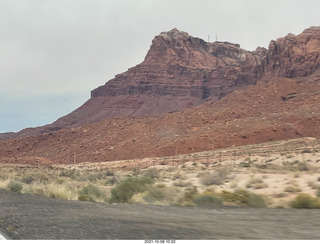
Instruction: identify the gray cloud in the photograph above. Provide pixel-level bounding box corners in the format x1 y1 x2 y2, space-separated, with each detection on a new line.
1 0 320 132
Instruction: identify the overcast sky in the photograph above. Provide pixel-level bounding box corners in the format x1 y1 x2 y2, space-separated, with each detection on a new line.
1 0 320 133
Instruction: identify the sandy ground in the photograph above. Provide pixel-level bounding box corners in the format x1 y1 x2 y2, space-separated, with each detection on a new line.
53 137 320 207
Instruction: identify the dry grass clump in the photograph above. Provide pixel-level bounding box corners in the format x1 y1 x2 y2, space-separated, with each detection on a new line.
177 186 198 206
273 192 287 198
173 180 190 187
23 183 77 200
218 189 267 208
172 172 187 180
290 193 320 209
199 169 228 186
140 184 181 205
282 161 311 172
284 185 301 193
308 181 320 190
193 193 223 207
141 168 160 179
246 177 268 189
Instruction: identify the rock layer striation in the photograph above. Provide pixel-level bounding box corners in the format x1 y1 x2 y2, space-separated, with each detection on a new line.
1 26 320 139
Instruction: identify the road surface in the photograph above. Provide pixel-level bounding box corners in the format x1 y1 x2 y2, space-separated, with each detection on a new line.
0 189 320 240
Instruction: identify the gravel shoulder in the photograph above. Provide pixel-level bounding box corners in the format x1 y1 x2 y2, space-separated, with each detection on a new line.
0 190 320 240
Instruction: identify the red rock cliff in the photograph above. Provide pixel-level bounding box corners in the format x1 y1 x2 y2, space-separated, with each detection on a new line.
1 26 320 139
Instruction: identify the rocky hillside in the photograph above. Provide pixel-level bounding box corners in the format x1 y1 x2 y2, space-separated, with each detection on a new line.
0 26 320 165
50 26 320 129
1 72 320 165
2 26 319 140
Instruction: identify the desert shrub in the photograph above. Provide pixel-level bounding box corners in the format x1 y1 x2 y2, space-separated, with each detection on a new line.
105 170 114 177
177 186 198 206
105 176 118 185
132 167 140 176
297 162 310 171
289 193 320 209
79 184 103 200
142 168 160 179
183 186 198 202
7 180 23 193
284 186 301 193
194 194 223 208
21 175 36 185
219 189 267 208
255 164 267 169
142 184 171 203
87 173 101 182
252 183 268 189
143 186 166 202
139 185 180 205
199 170 228 186
172 172 187 180
239 162 251 168
56 178 65 184
248 177 263 184
37 174 49 183
109 177 154 203
246 177 267 189
22 173 48 184
173 180 190 187
59 169 77 179
307 181 320 190
78 195 91 201
274 192 287 198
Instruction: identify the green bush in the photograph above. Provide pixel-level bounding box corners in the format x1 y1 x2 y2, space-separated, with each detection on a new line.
194 194 223 207
78 195 91 201
109 177 154 203
7 180 23 193
79 184 103 199
289 193 320 209
143 185 167 202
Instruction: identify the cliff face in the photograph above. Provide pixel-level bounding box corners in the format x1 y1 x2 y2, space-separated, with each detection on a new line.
1 26 320 138
264 26 320 78
91 29 263 100
72 27 320 129
51 28 265 129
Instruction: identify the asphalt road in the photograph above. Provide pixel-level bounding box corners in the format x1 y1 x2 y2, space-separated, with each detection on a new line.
0 189 320 240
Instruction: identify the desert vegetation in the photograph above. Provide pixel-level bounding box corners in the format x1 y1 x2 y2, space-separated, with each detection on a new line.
0 138 320 208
